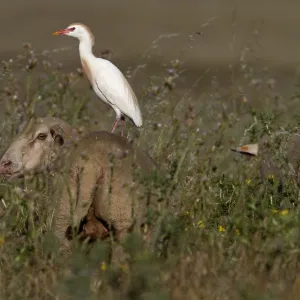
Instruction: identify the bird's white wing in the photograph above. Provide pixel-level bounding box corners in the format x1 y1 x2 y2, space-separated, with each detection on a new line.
94 59 142 127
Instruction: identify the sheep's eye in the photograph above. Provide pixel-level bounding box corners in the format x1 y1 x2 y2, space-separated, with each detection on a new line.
37 133 47 140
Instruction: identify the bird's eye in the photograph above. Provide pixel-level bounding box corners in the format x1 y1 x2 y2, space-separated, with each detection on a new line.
69 27 76 32
37 133 47 140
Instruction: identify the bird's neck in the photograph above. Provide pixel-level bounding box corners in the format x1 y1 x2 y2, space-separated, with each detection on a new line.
79 38 95 61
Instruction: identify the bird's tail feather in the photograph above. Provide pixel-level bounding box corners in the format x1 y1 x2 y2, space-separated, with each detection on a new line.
133 110 143 127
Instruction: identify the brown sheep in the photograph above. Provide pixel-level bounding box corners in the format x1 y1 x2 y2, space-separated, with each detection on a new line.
0 117 159 260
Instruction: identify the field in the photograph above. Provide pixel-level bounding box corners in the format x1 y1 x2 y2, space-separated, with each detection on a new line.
1 1 300 299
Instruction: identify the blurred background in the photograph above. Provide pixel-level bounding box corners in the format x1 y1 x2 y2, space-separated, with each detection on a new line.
1 0 299 76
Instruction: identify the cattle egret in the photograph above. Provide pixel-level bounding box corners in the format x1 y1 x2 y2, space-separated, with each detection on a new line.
52 23 142 136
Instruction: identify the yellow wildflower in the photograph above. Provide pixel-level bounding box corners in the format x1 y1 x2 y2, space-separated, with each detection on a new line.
0 236 4 246
218 225 225 232
100 262 107 272
279 209 288 216
197 220 205 228
246 178 252 185
268 175 275 183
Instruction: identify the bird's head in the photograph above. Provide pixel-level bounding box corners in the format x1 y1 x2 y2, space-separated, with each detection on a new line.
52 23 95 45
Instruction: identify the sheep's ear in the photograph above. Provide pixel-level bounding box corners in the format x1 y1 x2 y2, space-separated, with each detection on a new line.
50 125 65 146
54 134 64 146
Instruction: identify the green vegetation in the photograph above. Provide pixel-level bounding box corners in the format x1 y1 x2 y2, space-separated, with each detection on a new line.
1 29 300 300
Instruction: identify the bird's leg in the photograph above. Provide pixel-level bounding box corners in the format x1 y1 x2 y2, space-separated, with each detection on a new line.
121 116 125 137
111 119 119 133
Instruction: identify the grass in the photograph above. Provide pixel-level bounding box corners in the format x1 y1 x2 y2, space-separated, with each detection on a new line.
1 22 300 300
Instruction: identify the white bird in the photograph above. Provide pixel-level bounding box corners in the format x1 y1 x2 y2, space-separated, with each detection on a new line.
52 23 142 136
